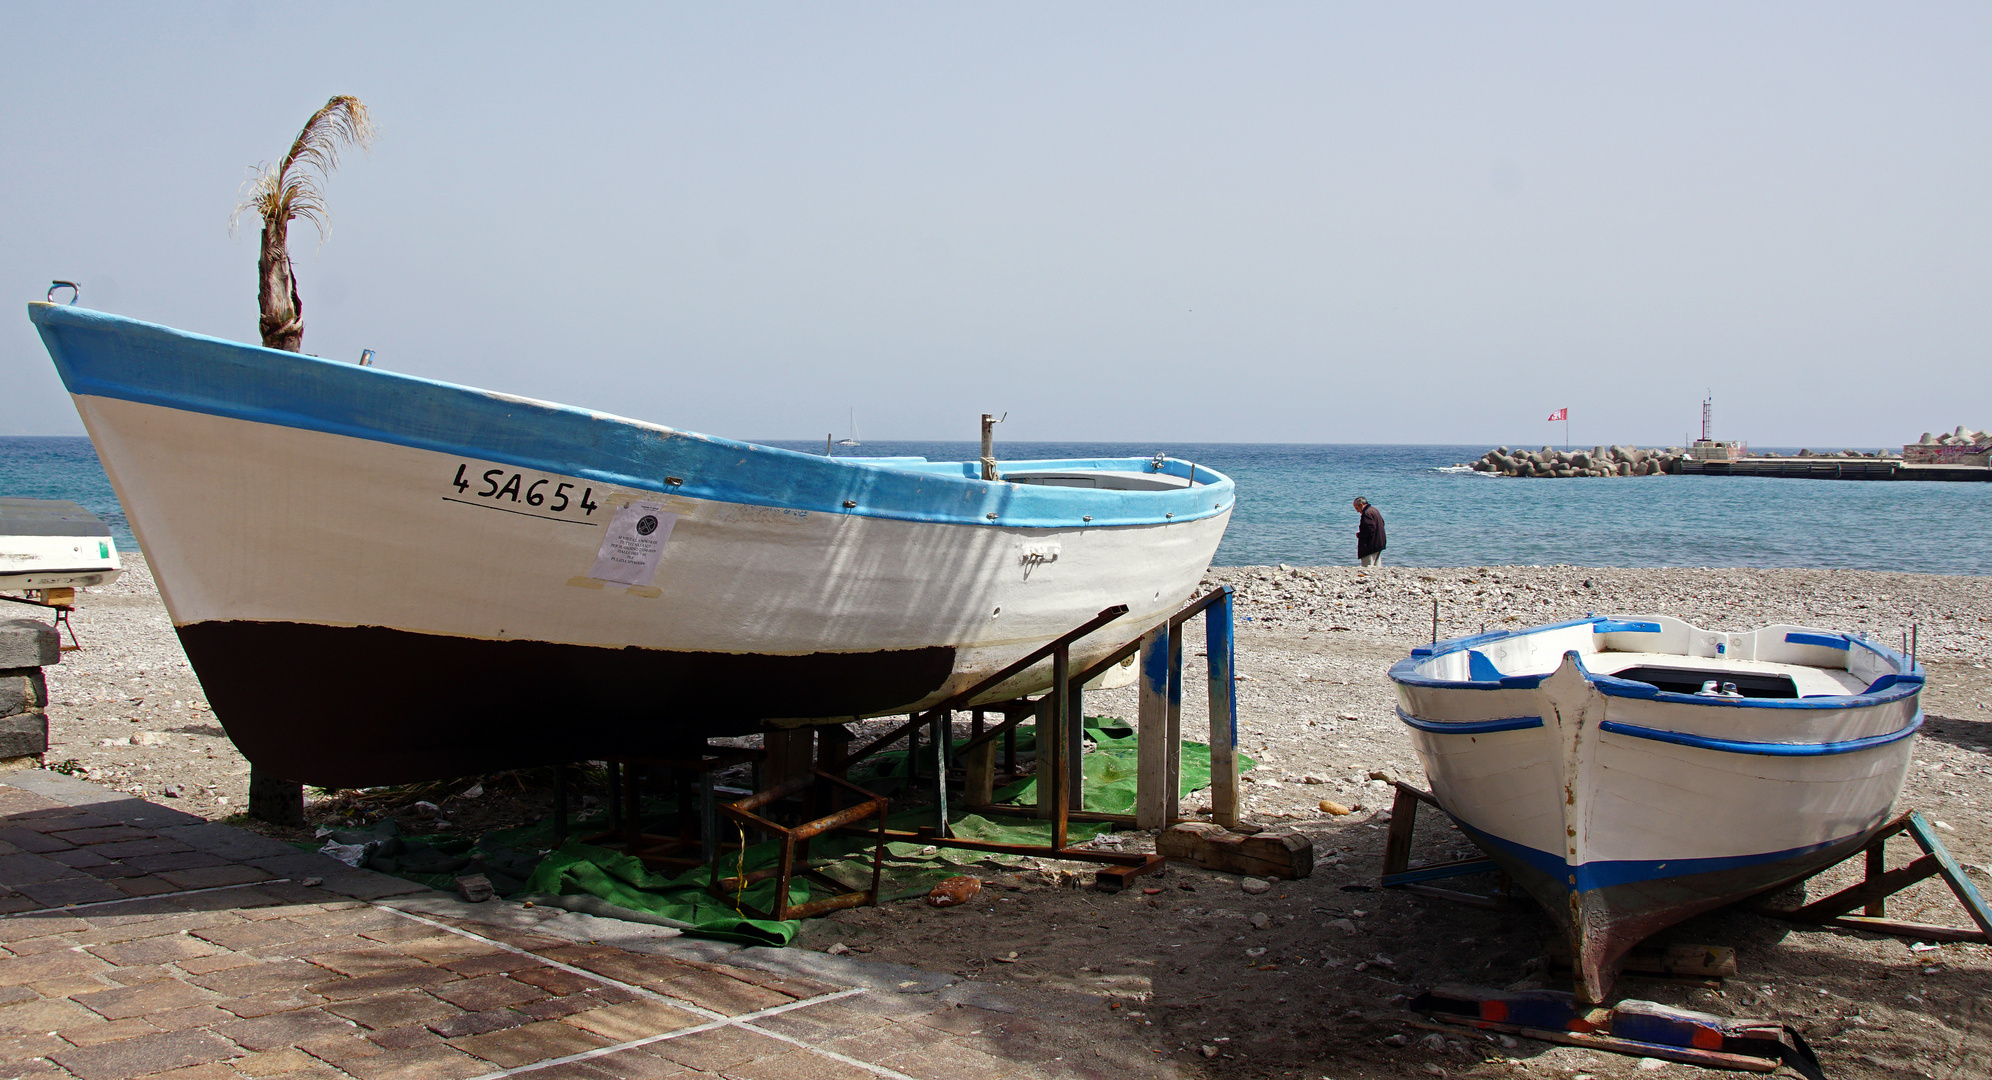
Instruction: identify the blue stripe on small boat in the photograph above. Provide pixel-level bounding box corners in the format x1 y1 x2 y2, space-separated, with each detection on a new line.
1466 650 1503 681
31 305 1233 530
1396 708 1543 735
1456 821 1872 893
1598 711 1922 756
1593 620 1662 634
1785 631 1851 649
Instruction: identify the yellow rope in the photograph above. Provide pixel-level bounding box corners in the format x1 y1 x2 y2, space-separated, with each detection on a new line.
733 820 749 914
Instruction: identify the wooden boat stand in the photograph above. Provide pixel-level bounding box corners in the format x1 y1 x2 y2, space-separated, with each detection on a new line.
780 586 1245 894
1379 782 1517 907
1751 809 1992 944
552 588 1242 907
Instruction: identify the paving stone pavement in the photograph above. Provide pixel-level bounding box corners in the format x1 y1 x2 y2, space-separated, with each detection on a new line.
0 771 1192 1080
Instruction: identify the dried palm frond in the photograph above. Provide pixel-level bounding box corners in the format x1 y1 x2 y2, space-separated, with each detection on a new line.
231 96 374 351
231 96 375 244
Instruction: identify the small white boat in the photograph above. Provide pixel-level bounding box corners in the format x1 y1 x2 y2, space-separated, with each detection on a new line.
31 303 1233 787
0 498 122 591
1391 615 1922 1002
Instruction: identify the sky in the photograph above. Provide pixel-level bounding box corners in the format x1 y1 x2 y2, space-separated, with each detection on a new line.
4 3 1989 447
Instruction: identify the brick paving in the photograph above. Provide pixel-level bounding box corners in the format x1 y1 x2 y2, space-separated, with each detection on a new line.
0 771 1190 1080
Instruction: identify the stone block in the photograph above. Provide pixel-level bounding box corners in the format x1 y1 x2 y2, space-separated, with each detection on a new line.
0 619 59 669
0 710 48 759
0 669 47 716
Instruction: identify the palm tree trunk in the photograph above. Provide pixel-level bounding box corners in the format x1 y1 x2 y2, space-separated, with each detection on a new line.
257 220 304 352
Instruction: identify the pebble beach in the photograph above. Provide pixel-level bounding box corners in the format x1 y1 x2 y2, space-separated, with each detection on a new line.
18 554 1992 1077
29 554 1992 843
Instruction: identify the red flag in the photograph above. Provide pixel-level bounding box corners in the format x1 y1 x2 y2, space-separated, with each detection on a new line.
1546 408 1567 422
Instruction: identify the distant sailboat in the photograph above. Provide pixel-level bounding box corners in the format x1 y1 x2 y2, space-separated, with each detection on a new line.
837 408 861 447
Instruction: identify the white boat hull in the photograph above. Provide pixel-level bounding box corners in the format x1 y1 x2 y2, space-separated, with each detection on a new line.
32 303 1234 786
1393 616 1921 1002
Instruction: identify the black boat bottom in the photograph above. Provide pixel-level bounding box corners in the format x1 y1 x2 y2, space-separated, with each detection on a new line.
176 620 957 788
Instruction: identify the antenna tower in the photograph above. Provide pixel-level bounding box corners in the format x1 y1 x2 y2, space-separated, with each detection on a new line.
1700 393 1712 442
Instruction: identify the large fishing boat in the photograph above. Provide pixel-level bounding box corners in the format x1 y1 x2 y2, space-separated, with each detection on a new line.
31 302 1233 786
1390 615 1922 1002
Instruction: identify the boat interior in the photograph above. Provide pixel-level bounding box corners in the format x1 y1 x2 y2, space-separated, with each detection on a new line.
835 455 1209 491
1407 615 1912 700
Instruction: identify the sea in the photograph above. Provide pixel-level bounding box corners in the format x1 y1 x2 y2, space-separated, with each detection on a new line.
4 436 1987 576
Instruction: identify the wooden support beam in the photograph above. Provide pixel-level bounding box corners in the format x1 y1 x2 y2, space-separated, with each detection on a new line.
1204 588 1239 828
1135 625 1174 830
1907 811 1992 936
1780 855 1941 923
1034 695 1059 823
763 728 816 790
961 739 995 808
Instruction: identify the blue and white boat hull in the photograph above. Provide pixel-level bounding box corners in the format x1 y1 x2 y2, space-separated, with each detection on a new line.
1391 615 1921 1002
30 303 1234 786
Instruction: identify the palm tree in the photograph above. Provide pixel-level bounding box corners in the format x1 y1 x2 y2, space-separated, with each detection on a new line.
233 96 374 352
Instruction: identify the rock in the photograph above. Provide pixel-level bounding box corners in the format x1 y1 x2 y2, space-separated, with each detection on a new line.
825 942 851 955
0 619 60 669
1249 912 1270 929
461 783 484 799
1367 770 1392 781
1498 1035 1520 1049
161 784 183 798
1200 1045 1219 1058
1327 918 1358 936
455 873 495 902
0 670 47 717
130 731 170 746
1240 877 1272 895
0 711 48 759
1637 1058 1668 1071
1382 1034 1409 1048
1419 1033 1447 1051
1422 1064 1446 1077
1319 800 1352 815
928 875 982 907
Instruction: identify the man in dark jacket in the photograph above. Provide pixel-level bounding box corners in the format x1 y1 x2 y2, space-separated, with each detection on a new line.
1353 497 1386 566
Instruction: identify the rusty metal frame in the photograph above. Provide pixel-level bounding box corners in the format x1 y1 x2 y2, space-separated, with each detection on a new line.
708 770 889 922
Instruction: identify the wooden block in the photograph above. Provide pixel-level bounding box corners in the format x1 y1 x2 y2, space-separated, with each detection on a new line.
1159 821 1313 879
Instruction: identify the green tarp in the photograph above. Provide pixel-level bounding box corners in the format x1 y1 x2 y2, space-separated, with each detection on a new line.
322 717 1253 946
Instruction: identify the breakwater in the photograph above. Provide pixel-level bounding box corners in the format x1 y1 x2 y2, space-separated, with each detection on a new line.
1459 445 1687 477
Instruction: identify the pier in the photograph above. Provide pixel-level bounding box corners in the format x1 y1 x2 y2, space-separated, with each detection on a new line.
1680 457 1991 482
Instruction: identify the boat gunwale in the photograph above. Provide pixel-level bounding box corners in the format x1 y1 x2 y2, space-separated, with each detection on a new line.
1595 711 1924 757
30 303 1235 531
1389 616 1924 711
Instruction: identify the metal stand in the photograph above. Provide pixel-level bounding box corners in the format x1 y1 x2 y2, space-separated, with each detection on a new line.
0 590 82 650
708 770 888 921
1752 809 1991 943
1379 782 1515 907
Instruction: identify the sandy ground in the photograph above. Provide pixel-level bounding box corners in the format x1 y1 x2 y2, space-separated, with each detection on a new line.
18 555 1992 1078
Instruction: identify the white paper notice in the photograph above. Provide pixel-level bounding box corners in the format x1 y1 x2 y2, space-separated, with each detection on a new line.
590 502 677 586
